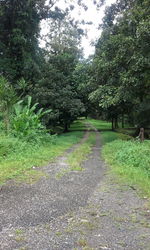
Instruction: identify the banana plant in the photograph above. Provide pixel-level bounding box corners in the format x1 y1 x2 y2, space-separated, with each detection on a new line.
12 96 51 140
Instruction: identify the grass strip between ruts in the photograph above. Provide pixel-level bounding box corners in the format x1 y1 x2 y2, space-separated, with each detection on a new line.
56 132 96 179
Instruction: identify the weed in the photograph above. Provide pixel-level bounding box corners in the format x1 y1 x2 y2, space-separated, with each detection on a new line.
118 241 127 247
15 170 49 184
65 226 73 234
140 219 150 228
99 212 110 217
55 231 62 236
113 216 126 223
77 238 87 247
44 224 51 232
15 236 26 243
130 214 139 223
18 247 28 250
15 229 24 235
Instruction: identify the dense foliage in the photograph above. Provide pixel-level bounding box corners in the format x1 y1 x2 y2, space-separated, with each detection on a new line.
0 0 149 135
0 0 88 133
90 0 150 130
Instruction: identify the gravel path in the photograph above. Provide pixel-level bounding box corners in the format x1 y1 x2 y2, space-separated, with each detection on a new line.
0 131 150 250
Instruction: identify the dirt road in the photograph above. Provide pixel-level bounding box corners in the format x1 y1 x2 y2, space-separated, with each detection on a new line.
0 130 150 250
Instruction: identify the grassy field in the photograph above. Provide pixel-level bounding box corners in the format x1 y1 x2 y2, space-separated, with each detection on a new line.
0 131 84 185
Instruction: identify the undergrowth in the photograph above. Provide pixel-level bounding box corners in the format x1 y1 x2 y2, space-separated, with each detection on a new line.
102 139 150 197
0 131 84 185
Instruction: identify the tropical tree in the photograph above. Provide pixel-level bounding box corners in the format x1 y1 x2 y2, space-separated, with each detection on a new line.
89 0 150 129
34 15 85 131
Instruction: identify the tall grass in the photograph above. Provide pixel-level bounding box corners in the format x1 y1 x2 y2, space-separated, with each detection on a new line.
102 139 150 197
0 131 84 185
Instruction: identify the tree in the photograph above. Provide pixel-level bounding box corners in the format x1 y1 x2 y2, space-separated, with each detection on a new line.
34 15 85 131
73 60 97 118
0 0 66 84
89 0 150 129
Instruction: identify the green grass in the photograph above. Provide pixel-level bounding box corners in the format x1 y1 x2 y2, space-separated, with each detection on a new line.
69 119 86 131
56 132 96 178
101 131 132 145
102 139 150 197
87 118 150 197
116 128 136 136
86 118 112 130
71 118 150 198
0 131 84 185
67 132 96 170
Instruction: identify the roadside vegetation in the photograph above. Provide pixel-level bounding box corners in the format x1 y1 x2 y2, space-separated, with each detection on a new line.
87 119 150 197
0 130 84 185
103 139 150 197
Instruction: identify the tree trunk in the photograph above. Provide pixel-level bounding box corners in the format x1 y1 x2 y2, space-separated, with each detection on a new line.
122 114 124 128
64 122 68 133
115 116 119 129
112 118 114 131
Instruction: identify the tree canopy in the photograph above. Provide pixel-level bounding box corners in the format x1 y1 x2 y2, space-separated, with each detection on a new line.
90 0 150 129
0 0 149 134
